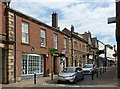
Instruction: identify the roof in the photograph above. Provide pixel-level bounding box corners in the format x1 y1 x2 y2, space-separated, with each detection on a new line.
8 8 69 37
81 31 91 42
62 28 88 43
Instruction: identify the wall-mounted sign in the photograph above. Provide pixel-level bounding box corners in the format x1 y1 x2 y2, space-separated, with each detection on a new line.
50 48 57 54
61 49 67 54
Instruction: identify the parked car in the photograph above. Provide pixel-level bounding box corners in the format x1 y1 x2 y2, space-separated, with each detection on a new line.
58 67 84 83
82 64 97 75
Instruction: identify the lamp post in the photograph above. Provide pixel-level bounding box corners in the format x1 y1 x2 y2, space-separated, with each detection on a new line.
108 0 120 78
71 25 74 66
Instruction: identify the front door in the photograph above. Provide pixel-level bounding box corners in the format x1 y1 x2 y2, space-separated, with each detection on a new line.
53 57 57 74
1 48 8 84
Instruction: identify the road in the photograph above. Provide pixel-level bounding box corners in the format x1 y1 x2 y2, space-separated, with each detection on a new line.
2 65 119 89
43 65 118 87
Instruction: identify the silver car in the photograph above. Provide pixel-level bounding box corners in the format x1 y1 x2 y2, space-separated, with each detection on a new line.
58 67 84 83
82 64 97 75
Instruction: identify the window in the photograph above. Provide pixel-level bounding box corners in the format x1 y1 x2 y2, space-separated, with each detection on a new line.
22 22 29 43
82 45 85 52
54 34 58 49
74 41 78 50
40 29 46 47
64 38 67 49
79 43 82 51
22 54 44 75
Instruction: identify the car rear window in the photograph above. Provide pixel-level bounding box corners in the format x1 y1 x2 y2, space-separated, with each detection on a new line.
83 64 93 68
62 68 75 73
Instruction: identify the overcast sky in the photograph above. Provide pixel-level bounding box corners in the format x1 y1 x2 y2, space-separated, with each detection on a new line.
10 0 116 48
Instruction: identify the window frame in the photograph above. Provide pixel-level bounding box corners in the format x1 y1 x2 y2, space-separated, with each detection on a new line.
22 54 44 76
64 37 67 49
22 21 29 44
74 41 78 50
40 29 46 47
54 33 58 49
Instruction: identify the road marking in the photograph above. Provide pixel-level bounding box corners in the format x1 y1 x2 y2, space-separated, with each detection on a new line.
43 83 118 87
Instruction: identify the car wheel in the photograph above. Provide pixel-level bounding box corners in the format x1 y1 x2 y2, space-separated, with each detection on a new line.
73 77 77 84
57 80 61 84
81 75 84 80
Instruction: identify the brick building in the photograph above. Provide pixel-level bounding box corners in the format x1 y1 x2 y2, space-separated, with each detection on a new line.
62 26 88 68
0 1 100 84
0 2 71 83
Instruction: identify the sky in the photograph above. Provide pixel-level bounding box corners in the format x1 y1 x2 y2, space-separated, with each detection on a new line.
10 0 116 48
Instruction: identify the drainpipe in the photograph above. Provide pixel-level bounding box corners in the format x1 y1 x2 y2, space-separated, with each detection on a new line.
5 2 10 84
71 25 74 66
14 12 16 83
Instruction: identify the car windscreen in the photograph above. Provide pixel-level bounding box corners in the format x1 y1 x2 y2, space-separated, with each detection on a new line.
62 68 75 73
83 65 93 68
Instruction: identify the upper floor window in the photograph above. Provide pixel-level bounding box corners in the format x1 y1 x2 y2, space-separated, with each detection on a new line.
82 45 85 51
22 22 29 43
64 38 67 49
79 43 82 51
40 29 46 47
54 34 58 49
74 41 78 50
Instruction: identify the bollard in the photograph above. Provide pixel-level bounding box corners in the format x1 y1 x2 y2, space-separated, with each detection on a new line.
96 71 98 77
91 71 94 80
103 67 104 73
34 73 36 84
100 68 102 75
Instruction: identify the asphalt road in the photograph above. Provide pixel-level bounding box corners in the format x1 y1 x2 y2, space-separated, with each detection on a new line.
45 65 118 86
2 65 119 89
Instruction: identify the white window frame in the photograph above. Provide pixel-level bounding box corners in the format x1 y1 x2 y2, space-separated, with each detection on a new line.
22 22 29 43
64 38 67 49
74 41 78 50
22 54 44 75
40 29 46 47
54 34 58 49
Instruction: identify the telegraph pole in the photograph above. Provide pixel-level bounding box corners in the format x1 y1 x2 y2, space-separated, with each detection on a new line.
108 0 120 79
116 1 120 78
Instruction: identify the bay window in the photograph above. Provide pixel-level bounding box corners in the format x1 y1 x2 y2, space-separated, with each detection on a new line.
22 54 44 75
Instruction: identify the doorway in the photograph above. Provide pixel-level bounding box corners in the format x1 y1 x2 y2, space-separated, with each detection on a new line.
1 48 7 84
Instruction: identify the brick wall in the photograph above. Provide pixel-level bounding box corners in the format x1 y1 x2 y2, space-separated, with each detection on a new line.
15 15 66 79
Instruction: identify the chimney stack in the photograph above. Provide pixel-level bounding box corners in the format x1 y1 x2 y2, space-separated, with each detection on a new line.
71 25 74 32
52 12 58 29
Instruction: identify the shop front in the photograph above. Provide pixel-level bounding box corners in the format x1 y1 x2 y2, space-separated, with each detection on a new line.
22 53 45 79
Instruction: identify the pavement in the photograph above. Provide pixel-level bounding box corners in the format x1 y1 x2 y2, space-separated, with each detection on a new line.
2 65 119 88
